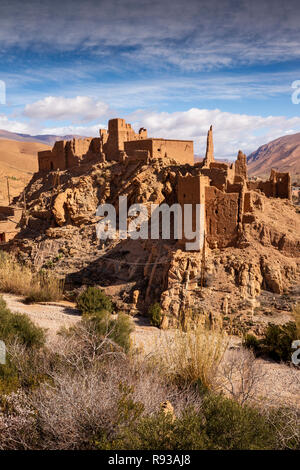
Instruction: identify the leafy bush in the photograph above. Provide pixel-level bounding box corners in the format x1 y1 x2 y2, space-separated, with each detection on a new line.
0 296 45 348
96 387 282 450
200 393 277 450
148 303 161 327
76 287 113 315
263 322 297 362
244 322 297 362
76 311 133 353
0 298 46 394
0 357 20 395
243 333 260 351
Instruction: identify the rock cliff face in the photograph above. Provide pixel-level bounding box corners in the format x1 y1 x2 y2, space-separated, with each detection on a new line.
10 156 300 335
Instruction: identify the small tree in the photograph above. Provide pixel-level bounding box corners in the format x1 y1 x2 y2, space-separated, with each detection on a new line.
148 303 162 328
76 287 113 316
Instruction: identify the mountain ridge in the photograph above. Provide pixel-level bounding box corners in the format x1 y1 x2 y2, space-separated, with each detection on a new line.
0 129 86 146
247 132 300 180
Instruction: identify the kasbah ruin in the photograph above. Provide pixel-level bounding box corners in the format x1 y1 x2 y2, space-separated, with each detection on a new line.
1 118 300 334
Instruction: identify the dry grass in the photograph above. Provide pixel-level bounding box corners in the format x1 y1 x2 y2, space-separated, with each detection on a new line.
0 252 32 294
152 320 229 390
0 252 63 302
0 332 201 450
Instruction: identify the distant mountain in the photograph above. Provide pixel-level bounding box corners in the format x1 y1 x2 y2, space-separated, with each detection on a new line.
247 133 300 181
194 155 231 164
0 129 86 146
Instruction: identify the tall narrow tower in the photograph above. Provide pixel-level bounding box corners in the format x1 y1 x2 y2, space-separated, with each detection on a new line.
202 125 214 167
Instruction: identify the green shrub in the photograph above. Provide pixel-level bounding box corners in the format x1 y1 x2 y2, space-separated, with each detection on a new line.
244 322 297 362
0 296 45 348
148 303 161 327
0 296 46 394
96 387 280 450
81 311 133 353
263 322 297 362
201 393 276 450
76 287 113 315
0 357 20 395
243 333 260 352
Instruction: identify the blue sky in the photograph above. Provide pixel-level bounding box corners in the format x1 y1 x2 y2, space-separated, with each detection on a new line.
0 0 300 158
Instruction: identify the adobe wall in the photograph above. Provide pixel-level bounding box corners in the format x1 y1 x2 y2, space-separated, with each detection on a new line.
247 170 291 200
124 138 194 164
152 139 194 164
200 167 228 191
38 141 68 171
0 206 22 243
270 169 291 199
234 150 248 183
124 139 153 158
103 118 148 161
38 138 103 171
177 174 210 249
205 186 239 248
38 117 194 169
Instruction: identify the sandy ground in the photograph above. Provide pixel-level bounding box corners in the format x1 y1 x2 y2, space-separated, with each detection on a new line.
2 293 81 341
2 293 300 410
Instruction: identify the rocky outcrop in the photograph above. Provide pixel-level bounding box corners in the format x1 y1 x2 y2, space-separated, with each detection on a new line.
10 152 300 335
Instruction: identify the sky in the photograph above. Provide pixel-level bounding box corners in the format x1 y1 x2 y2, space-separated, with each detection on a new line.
0 0 300 158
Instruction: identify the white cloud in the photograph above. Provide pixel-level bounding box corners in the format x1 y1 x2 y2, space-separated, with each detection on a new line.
39 123 103 136
128 108 300 158
24 96 110 122
0 114 32 134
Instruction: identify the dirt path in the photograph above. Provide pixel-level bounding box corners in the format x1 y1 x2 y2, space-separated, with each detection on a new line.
2 294 81 342
2 293 299 410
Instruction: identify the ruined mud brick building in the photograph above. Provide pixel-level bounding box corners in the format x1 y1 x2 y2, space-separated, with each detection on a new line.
177 125 291 250
38 118 194 171
0 206 22 243
37 118 291 252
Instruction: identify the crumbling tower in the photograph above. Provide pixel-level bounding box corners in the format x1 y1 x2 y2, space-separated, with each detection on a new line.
234 150 248 182
202 125 214 167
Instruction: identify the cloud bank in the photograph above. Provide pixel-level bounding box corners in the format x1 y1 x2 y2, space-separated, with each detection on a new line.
24 96 110 122
1 0 300 71
17 103 299 158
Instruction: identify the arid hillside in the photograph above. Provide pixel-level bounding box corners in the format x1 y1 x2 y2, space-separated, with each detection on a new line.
10 155 300 336
247 133 300 182
0 138 50 203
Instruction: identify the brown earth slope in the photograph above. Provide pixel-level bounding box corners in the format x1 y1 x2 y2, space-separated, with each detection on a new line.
0 139 50 203
247 133 300 182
